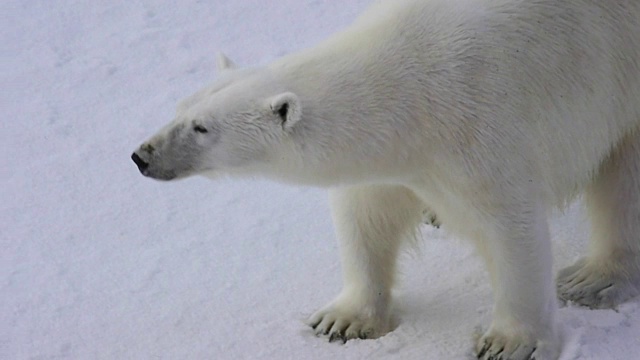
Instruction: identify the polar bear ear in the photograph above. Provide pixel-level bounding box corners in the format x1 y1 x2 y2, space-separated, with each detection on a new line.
216 52 236 72
269 92 301 131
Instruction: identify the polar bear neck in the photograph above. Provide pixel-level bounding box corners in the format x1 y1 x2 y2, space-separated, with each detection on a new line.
266 47 428 186
259 1 505 187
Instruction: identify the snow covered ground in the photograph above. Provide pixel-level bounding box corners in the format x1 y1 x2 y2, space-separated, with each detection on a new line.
2 0 638 359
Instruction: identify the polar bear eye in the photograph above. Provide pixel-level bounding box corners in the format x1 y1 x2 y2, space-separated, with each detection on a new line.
193 125 208 134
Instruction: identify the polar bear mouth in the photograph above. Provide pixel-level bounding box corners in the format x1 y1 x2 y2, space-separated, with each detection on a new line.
145 170 178 181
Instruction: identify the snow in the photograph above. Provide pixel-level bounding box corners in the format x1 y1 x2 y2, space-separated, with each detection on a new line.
2 0 638 359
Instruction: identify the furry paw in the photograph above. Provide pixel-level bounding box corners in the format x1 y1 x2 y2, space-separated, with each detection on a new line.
475 327 557 360
307 296 390 343
476 331 535 360
557 257 640 309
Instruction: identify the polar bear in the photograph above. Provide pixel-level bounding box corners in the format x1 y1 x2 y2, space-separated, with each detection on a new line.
132 0 640 359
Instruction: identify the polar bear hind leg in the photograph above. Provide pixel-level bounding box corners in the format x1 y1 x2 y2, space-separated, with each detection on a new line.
308 185 423 342
558 128 640 308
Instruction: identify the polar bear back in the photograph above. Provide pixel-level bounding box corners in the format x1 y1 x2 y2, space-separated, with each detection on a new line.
267 0 639 203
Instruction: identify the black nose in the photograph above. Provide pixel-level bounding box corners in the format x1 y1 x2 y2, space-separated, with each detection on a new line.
131 152 149 172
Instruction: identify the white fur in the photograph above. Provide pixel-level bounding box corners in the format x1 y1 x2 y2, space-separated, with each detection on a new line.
133 1 640 359
216 52 236 71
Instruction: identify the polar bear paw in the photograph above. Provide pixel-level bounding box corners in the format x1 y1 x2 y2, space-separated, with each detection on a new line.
557 257 640 309
307 297 390 343
475 327 557 360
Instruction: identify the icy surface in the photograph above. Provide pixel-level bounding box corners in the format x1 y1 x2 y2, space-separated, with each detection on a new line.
2 1 638 359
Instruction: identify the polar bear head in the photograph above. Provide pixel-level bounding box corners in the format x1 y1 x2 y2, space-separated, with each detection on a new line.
131 54 303 181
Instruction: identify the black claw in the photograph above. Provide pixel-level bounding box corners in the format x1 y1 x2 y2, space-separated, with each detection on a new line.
489 346 504 360
329 332 347 344
310 319 321 329
323 321 335 335
477 341 490 359
329 332 339 343
358 329 374 340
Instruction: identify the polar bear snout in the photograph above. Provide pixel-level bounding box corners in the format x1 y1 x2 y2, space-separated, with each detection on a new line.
131 141 182 181
131 152 149 173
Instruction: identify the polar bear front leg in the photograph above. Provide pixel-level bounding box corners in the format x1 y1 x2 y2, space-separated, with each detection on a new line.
473 200 560 360
308 185 423 342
